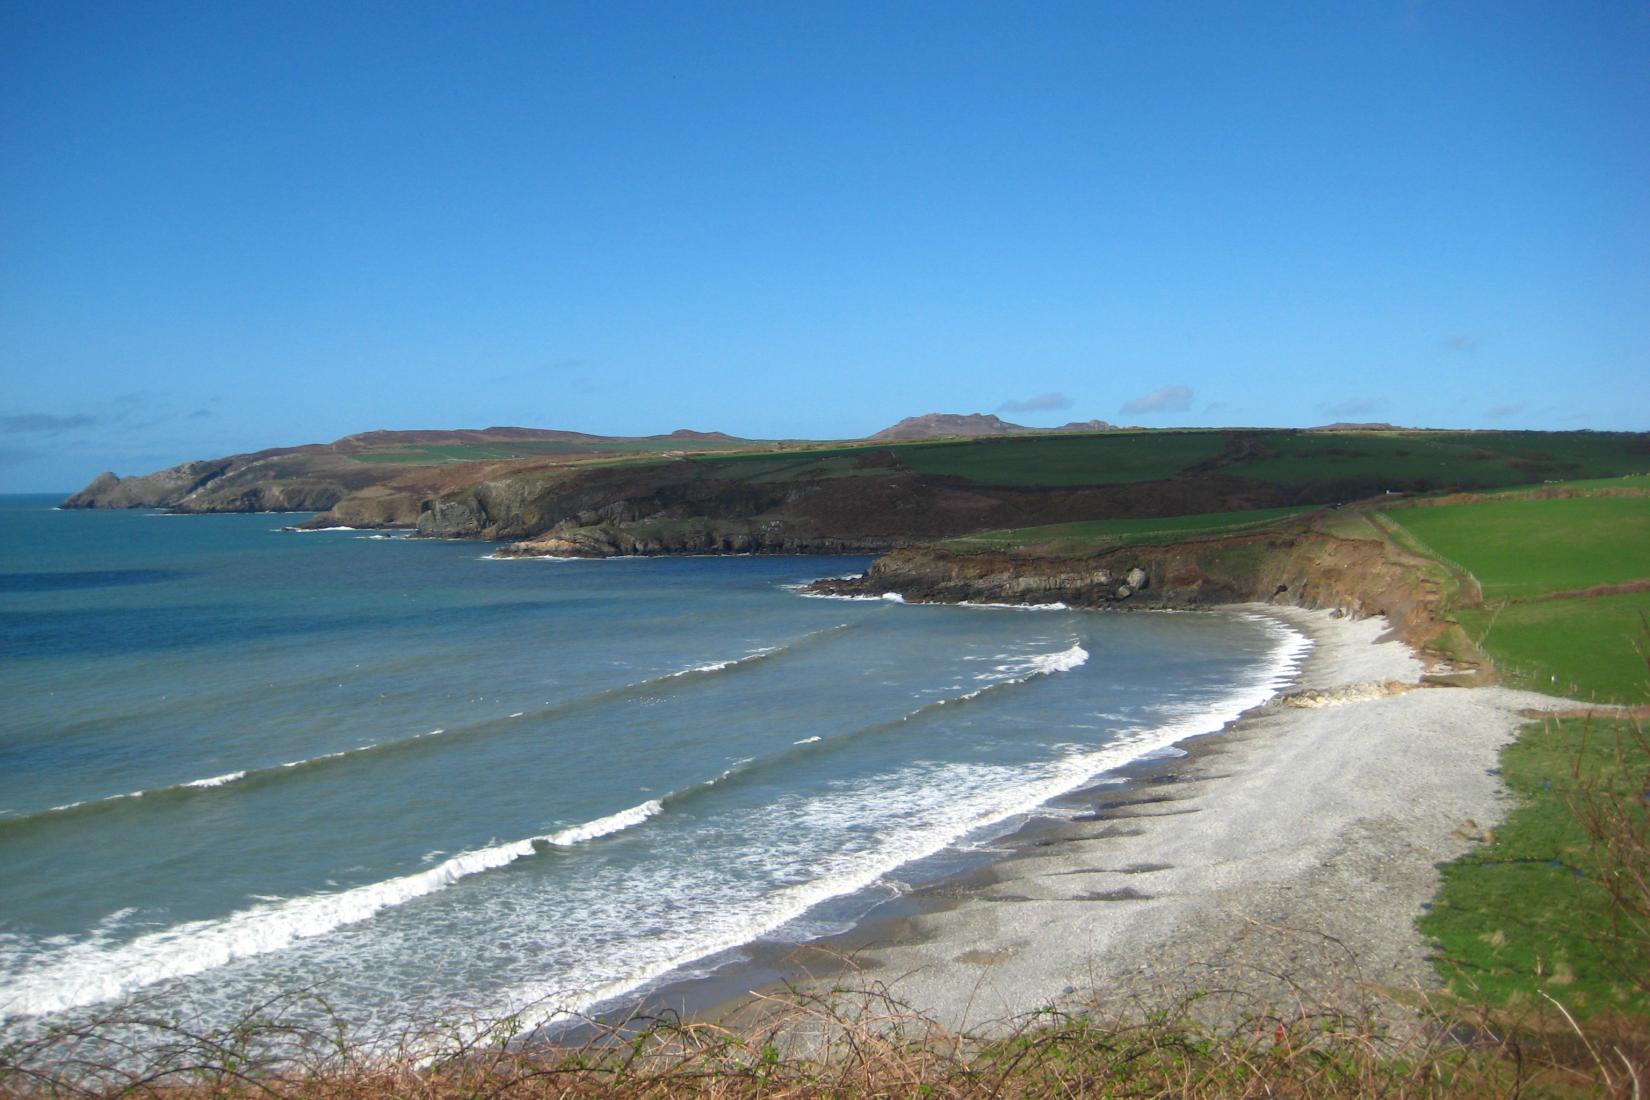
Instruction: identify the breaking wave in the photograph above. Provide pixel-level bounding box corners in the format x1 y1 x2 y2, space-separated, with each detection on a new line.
3 625 853 831
0 801 663 1020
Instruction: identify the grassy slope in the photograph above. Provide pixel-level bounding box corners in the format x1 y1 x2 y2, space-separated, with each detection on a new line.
1383 495 1650 704
1364 486 1650 1018
1235 430 1649 487
1455 593 1650 705
895 430 1230 485
1393 497 1650 599
329 427 1650 545
938 504 1320 551
557 428 1648 499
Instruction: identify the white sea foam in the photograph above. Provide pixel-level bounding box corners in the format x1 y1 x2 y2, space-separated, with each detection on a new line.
282 749 350 768
183 771 246 789
951 643 1089 701
541 801 662 846
25 765 255 820
793 590 886 601
481 552 647 562
489 620 1310 1033
793 736 822 745
957 600 1070 612
276 729 442 769
479 553 586 562
4 600 1308 1049
0 801 664 1020
668 647 778 677
880 592 906 603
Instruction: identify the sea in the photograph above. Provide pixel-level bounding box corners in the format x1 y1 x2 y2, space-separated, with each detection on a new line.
0 492 1309 1047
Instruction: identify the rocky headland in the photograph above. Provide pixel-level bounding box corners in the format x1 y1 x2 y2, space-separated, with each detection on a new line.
58 426 758 516
804 520 1458 659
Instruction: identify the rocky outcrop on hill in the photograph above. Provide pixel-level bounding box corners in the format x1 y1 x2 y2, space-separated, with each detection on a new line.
870 413 1031 440
655 428 741 442
867 412 1118 441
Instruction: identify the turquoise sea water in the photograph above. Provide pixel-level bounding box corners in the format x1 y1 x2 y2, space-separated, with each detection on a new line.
0 494 1307 1042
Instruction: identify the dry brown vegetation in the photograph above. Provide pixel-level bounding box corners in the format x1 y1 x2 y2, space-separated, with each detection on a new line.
5 975 1648 1099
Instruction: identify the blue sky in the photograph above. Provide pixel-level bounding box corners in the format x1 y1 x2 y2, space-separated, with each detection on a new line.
3 1 1647 490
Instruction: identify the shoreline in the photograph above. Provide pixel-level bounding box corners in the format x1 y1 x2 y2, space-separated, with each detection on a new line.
617 602 1577 1040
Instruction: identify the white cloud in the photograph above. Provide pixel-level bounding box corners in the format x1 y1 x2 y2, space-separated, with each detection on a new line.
1119 385 1193 415
997 392 1073 414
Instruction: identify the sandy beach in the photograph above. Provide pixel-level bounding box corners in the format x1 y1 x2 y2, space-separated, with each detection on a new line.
772 604 1581 1036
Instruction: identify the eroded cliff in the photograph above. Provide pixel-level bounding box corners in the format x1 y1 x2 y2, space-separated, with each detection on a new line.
805 521 1460 659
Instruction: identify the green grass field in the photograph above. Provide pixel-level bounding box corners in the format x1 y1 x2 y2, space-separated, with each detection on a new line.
1234 430 1649 488
895 430 1227 486
1419 715 1650 1017
688 445 891 483
699 431 1233 487
1389 496 1650 599
942 505 1318 552
1456 592 1650 705
1376 492 1650 703
733 428 1650 492
1523 472 1650 493
1393 483 1650 1018
348 429 1650 503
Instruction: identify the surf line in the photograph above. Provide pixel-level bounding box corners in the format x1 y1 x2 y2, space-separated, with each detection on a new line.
0 800 665 1021
2 624 859 832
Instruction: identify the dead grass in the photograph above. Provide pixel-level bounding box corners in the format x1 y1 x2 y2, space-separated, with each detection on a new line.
4 976 1647 1099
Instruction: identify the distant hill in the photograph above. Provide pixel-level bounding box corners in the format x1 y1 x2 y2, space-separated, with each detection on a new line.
61 426 753 513
333 426 614 450
652 429 741 442
870 413 1117 441
63 416 1649 563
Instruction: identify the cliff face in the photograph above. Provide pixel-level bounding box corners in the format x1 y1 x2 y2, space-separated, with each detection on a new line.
423 459 1298 562
61 461 235 509
59 445 412 513
420 465 963 551
806 527 1454 656
493 523 901 558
